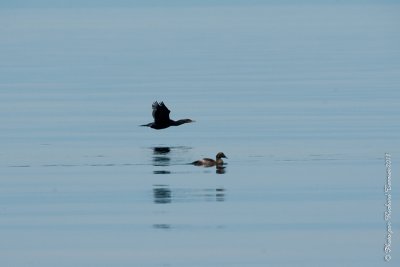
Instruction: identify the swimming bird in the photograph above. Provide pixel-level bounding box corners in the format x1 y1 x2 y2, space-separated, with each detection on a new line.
192 152 227 167
141 101 194 130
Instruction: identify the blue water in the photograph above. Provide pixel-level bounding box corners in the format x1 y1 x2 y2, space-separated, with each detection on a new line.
1 3 400 267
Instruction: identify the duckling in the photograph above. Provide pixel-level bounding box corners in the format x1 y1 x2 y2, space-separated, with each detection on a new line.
192 152 227 167
141 101 194 130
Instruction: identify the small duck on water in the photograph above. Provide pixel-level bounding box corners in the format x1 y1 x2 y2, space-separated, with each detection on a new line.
192 152 227 167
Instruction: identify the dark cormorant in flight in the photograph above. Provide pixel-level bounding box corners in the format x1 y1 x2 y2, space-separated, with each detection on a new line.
141 101 194 130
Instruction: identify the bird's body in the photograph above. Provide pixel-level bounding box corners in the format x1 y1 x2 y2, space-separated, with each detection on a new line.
141 101 194 130
192 152 227 167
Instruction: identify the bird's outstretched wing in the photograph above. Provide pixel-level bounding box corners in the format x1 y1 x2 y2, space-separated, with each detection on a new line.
152 101 171 124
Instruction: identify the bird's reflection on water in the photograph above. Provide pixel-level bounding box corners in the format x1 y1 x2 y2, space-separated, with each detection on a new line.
153 147 171 155
152 224 171 230
150 146 227 174
152 147 171 166
152 185 226 204
153 170 171 175
153 185 172 204
152 185 226 230
216 166 226 174
152 146 172 174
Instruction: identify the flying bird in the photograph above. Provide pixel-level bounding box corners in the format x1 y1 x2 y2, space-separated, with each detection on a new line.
141 101 194 130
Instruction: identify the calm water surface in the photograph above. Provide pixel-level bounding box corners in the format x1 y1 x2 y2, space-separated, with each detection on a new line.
1 3 400 267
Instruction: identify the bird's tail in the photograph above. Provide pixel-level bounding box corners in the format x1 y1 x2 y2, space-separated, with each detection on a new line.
191 160 202 166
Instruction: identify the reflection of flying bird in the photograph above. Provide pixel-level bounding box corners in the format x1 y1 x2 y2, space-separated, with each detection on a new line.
192 152 228 167
141 101 194 130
